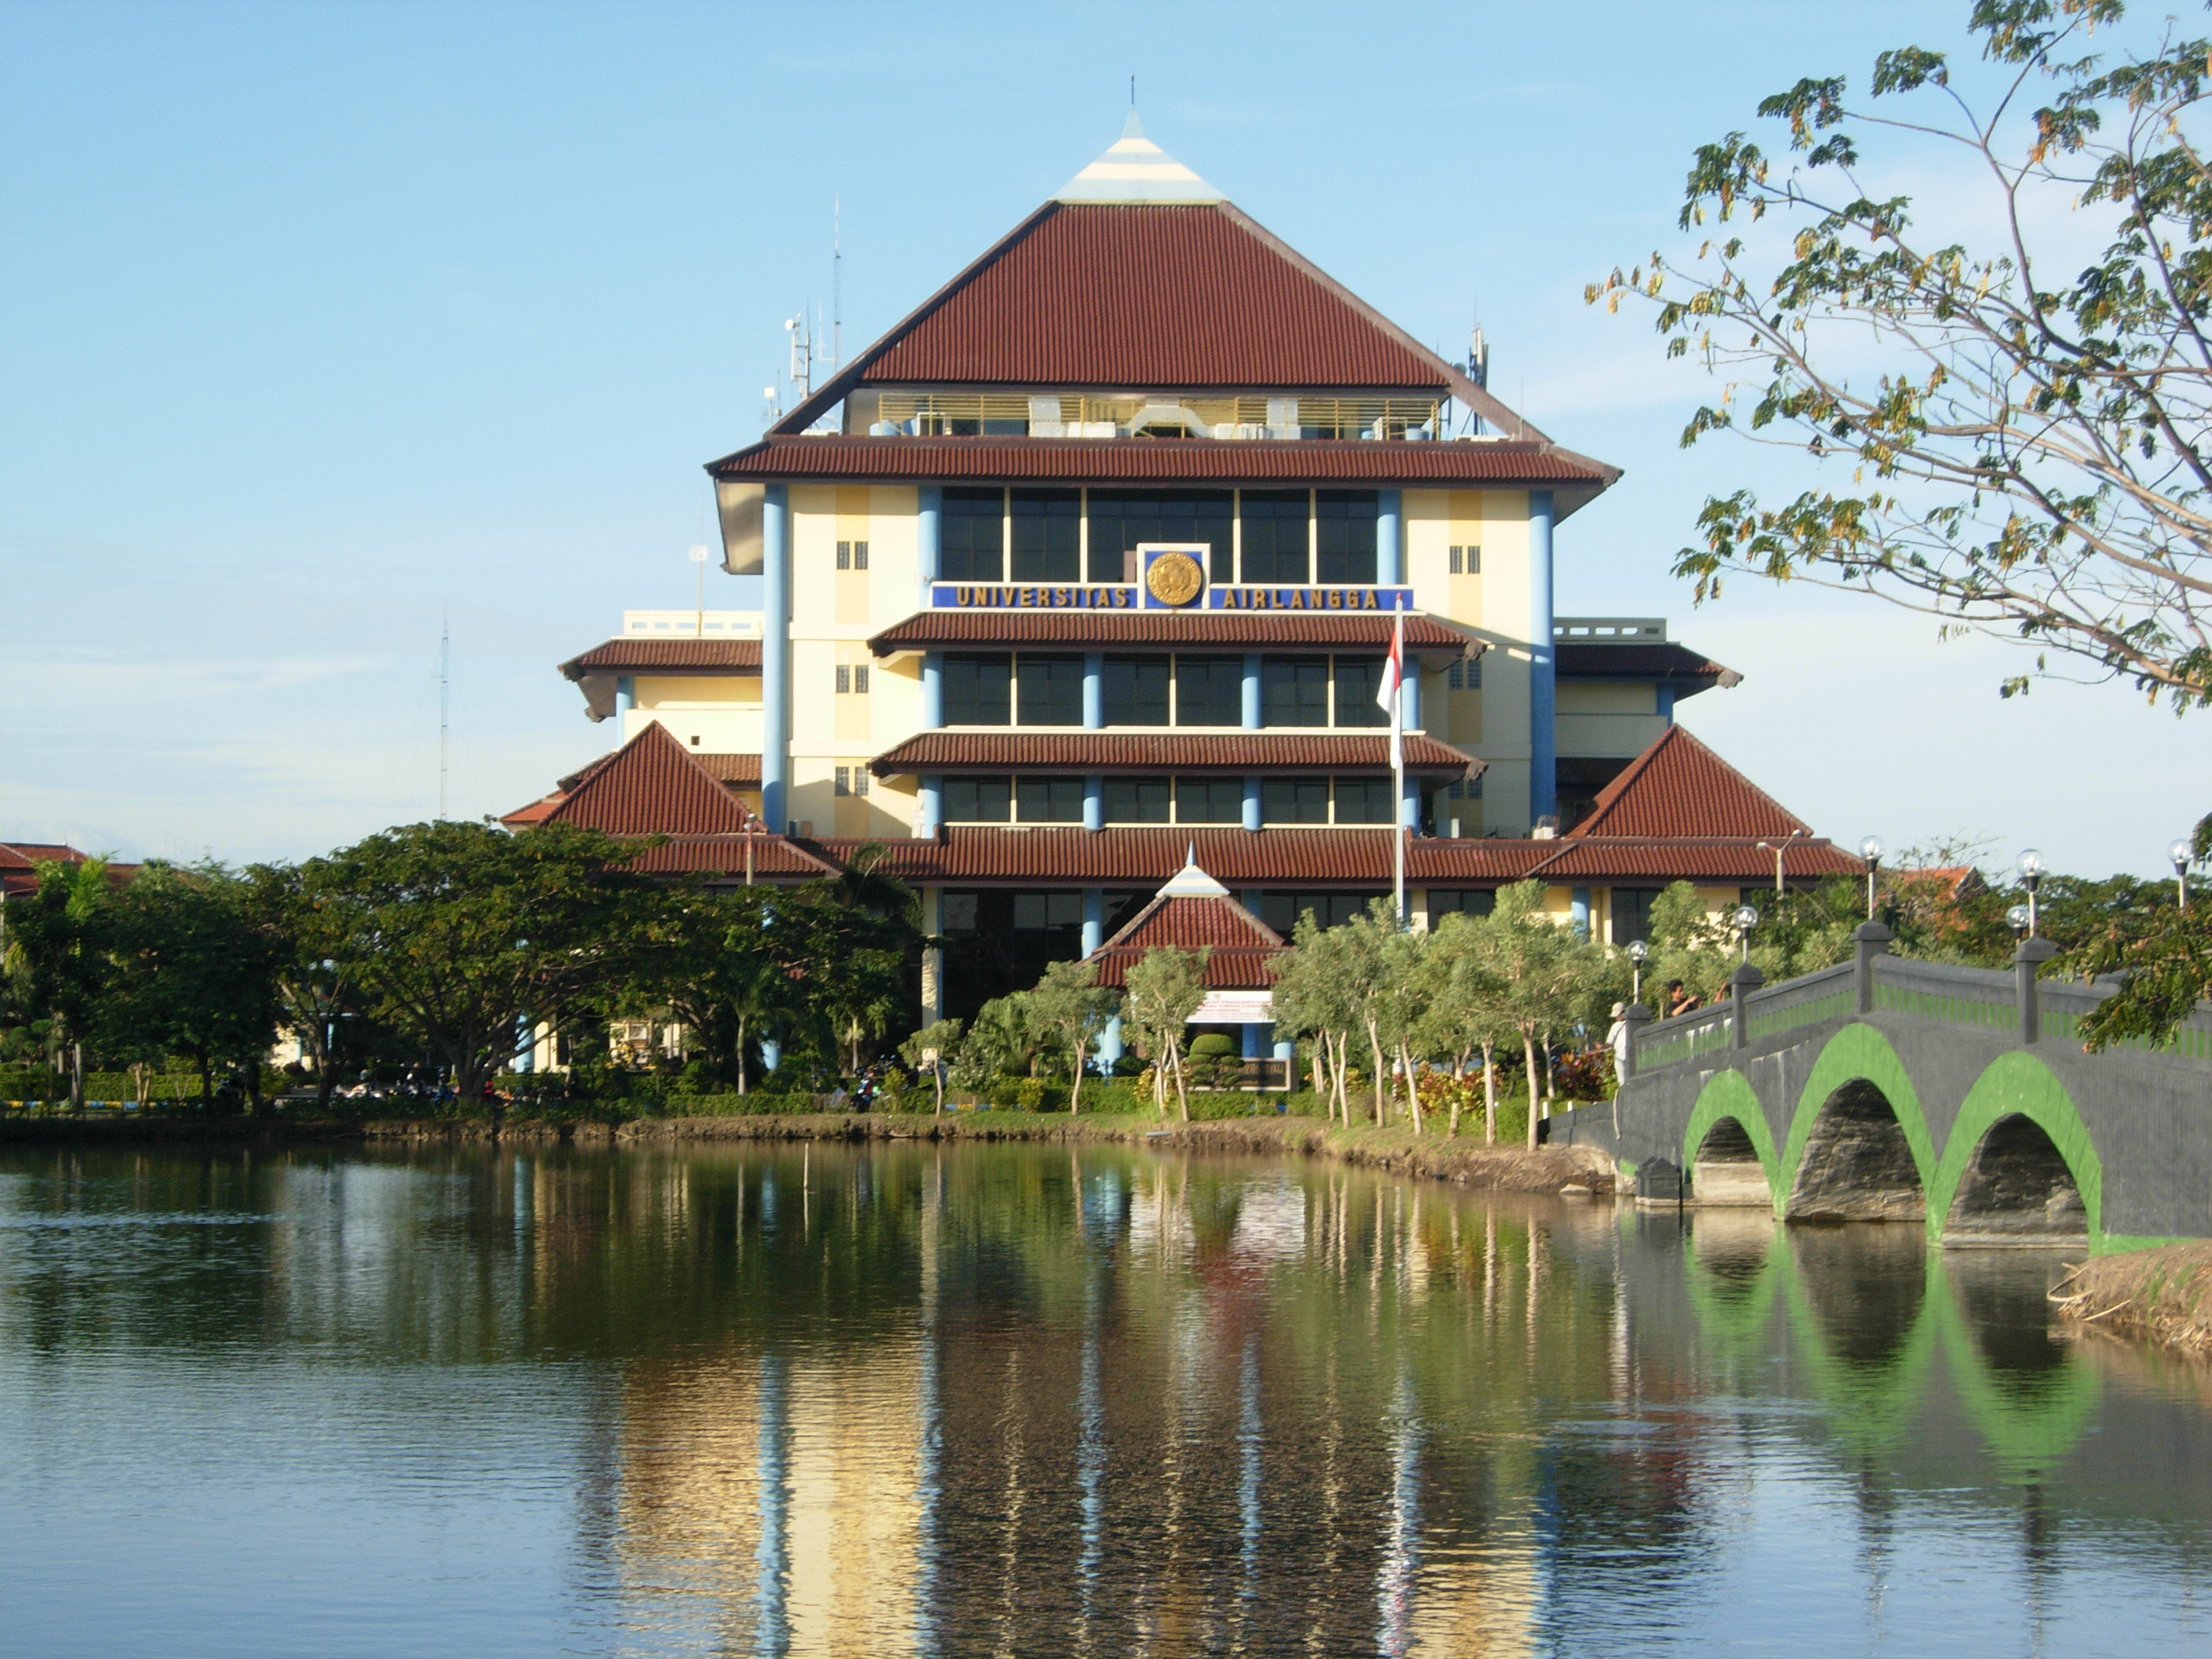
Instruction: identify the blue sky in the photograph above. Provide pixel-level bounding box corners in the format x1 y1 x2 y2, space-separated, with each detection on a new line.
3 0 2205 876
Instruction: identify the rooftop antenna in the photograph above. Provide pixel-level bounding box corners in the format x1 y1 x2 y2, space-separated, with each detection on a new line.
831 196 842 369
785 312 811 398
1130 75 1136 106
437 611 450 820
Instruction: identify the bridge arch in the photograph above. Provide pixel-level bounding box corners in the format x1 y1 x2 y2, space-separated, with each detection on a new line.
1782 1026 1938 1223
1681 1071 1780 1210
1929 1052 2102 1246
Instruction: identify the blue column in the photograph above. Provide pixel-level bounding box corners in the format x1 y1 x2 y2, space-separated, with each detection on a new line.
615 675 635 716
1570 886 1591 940
1242 776 1262 832
1084 775 1104 832
1099 1015 1124 1065
1400 772 1420 830
1082 887 1103 956
1083 652 1104 729
922 651 943 728
1377 489 1402 586
1241 654 1262 729
1241 1022 1263 1061
1402 663 1421 729
1656 683 1675 724
918 775 943 836
918 484 942 607
761 1038 781 1073
761 483 791 832
1529 488 1556 826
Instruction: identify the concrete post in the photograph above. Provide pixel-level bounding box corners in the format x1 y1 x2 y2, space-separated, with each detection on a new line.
1084 652 1104 729
1242 776 1262 832
1729 962 1765 1049
1619 1002 1652 1081
1853 920 1892 1015
1082 887 1103 956
1241 653 1262 729
2013 936 2060 1044
1083 775 1104 832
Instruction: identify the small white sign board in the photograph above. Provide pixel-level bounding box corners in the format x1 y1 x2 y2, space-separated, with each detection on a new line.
1188 991 1274 1025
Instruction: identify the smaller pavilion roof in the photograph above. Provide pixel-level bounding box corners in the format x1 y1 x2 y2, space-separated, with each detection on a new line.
533 723 755 837
1085 849 1286 989
559 638 762 678
1565 725 1808 840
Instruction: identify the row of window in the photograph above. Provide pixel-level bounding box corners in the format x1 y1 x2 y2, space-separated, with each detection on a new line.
942 775 1401 826
941 652 1395 728
936 888 1500 941
938 488 1410 587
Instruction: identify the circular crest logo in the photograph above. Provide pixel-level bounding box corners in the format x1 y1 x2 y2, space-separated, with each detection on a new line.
1145 551 1205 607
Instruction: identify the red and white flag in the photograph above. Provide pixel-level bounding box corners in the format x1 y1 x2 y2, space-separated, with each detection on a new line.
1376 609 1404 766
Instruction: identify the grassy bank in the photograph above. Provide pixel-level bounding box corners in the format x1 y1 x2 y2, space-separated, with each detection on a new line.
2055 1242 2212 1355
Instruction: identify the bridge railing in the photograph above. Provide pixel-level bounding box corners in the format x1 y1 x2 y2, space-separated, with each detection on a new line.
1869 955 2016 1032
2037 977 2212 1061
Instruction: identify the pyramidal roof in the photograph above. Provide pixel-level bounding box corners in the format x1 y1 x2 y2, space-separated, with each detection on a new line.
1567 726 1814 840
1055 110 1225 203
1086 854 1286 989
543 721 754 837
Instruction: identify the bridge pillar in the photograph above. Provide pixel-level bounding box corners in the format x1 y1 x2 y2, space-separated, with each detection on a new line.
1618 1002 1651 1080
1728 962 1764 1049
2013 936 2060 1044
1853 920 1891 1015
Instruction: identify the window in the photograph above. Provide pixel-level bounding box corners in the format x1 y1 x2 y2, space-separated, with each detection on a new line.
1255 890 1387 935
1448 544 1479 575
1087 490 1234 583
1175 777 1244 824
1103 777 1171 823
1240 489 1310 583
1334 778 1395 824
835 664 870 695
1016 776 1084 823
833 766 870 798
1101 655 1170 725
1175 655 1242 726
1429 889 1496 919
1315 490 1378 584
1261 656 1328 727
940 487 1004 582
1445 777 1483 800
943 653 1011 725
1448 657 1481 691
836 539 871 570
941 893 980 932
1010 488 1081 581
1333 657 1389 727
944 777 1012 821
1262 778 1330 824
1016 655 1084 726
1610 888 1661 945
1012 891 1085 931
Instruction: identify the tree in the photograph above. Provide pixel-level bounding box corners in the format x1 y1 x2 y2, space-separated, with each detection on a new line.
629 883 795 1093
899 1019 964 1115
1026 958 1119 1114
1488 881 1599 1149
299 820 656 1103
1591 2 2212 708
242 861 360 1110
1269 912 1360 1124
1123 946 1210 1120
0 855 116 1108
1416 910 1517 1141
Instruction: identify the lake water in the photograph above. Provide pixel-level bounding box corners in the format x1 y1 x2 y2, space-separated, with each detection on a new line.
0 1141 2206 1658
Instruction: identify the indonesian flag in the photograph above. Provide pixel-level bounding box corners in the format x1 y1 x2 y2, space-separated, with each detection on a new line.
1376 609 1404 766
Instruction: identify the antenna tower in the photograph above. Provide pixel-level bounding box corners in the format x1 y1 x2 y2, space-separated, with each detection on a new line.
832 196 842 369
438 614 451 819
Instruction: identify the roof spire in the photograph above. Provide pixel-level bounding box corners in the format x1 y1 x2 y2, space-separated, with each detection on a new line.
1158 847 1230 899
1056 110 1225 205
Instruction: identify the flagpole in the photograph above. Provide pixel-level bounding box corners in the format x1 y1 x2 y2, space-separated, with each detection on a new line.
1391 607 1406 924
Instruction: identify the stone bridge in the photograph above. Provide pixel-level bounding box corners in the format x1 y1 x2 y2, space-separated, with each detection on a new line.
1551 926 2212 1251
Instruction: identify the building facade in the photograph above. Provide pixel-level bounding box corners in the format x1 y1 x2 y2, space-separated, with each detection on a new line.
511 118 1858 1029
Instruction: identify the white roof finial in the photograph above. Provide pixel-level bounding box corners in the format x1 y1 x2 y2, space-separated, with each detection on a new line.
1159 847 1230 899
1056 112 1225 205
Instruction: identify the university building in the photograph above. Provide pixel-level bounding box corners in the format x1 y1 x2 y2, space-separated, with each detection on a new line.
508 117 1858 1036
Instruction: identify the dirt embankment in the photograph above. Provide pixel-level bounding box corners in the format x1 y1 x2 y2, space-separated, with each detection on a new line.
2053 1242 2212 1356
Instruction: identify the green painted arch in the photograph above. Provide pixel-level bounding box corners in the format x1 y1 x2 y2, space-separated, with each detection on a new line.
1930 1264 2102 1477
1681 1069 1783 1210
1927 1050 2104 1246
1779 1235 1941 1451
1683 1214 1785 1360
1781 1025 1940 1221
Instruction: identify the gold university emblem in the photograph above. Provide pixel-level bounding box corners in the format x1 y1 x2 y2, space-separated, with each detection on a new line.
1145 551 1205 607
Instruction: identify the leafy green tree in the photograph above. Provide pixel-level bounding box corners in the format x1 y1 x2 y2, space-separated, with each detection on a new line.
1025 958 1119 1114
299 820 656 1103
1269 912 1360 1123
1 856 119 1108
1593 0 2212 708
1124 945 1209 1119
1415 910 1518 1141
1486 881 1600 1149
899 1019 964 1115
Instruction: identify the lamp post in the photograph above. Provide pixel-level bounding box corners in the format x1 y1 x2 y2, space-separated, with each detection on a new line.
2007 903 2031 939
1732 903 1759 962
2170 838 2194 912
1858 836 1884 921
1626 937 1647 1003
2015 848 2046 937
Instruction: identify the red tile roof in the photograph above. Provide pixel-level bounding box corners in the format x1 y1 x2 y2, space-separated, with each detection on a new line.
624 834 846 880
559 639 762 679
541 722 756 836
868 610 1476 653
1565 725 1811 840
1556 642 1740 689
499 794 565 828
870 731 1477 778
1088 890 1286 989
846 203 1449 392
1527 838 1862 882
709 433 1613 488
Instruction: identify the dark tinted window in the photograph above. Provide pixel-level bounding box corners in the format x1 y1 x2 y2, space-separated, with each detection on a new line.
1315 490 1378 584
1088 490 1234 583
1334 777 1395 824
1012 891 1085 930
942 653 1011 724
1262 779 1330 824
1334 657 1389 727
1175 777 1244 823
1175 655 1242 726
1240 489 1309 583
1429 889 1497 919
1101 655 1170 725
940 487 1004 582
1255 890 1387 935
945 776 1011 821
1103 777 1171 823
1610 887 1660 944
1261 656 1328 726
1010 488 1080 581
1015 655 1083 726
1016 776 1084 823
